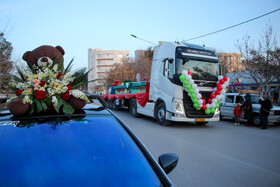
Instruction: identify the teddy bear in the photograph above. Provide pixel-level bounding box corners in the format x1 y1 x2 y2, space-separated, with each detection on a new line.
7 45 88 116
22 45 65 71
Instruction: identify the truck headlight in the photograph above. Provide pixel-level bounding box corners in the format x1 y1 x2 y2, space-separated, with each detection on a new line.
175 102 183 113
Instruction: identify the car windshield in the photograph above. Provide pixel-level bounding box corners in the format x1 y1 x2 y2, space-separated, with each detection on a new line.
251 95 260 104
0 114 162 186
175 58 220 80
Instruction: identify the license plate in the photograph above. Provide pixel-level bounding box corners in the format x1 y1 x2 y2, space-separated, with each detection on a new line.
196 118 205 122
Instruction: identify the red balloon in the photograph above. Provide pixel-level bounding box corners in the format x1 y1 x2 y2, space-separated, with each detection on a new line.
215 90 221 95
188 71 193 76
202 105 207 110
216 83 221 88
223 77 228 81
115 80 120 83
112 83 117 86
208 98 212 104
202 99 206 104
219 79 225 84
217 85 223 91
210 93 216 99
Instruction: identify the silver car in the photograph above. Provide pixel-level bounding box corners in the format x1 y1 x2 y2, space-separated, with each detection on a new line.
220 93 280 126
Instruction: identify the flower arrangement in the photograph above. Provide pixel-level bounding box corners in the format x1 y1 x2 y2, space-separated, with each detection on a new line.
7 59 90 116
179 70 230 114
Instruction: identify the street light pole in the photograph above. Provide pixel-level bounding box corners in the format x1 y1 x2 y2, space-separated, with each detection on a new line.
131 34 157 46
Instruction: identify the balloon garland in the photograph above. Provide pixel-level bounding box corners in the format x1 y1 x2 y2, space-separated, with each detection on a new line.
179 71 230 114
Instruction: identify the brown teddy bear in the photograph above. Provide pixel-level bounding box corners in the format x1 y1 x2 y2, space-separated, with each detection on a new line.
22 45 65 71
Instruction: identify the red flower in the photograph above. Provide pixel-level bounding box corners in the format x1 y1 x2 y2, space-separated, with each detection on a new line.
61 92 70 100
56 73 63 79
16 90 22 96
66 85 72 92
35 90 46 100
39 81 46 87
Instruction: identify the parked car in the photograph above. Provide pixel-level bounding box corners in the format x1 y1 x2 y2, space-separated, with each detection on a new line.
220 92 280 126
0 96 178 186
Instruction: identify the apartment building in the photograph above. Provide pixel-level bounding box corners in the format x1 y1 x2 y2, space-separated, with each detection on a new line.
88 48 129 93
218 53 245 74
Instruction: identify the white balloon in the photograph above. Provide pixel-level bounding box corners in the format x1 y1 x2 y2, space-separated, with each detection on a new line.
206 104 211 109
211 103 216 108
196 93 202 99
218 76 223 80
213 87 217 92
199 104 203 107
216 95 221 100
212 99 217 104
220 94 224 99
182 70 188 76
225 82 229 86
195 88 199 94
192 84 198 89
186 75 191 80
198 99 203 105
188 92 191 97
189 79 194 85
222 84 226 89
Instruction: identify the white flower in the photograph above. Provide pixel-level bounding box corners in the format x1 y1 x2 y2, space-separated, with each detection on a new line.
52 96 58 107
23 96 33 104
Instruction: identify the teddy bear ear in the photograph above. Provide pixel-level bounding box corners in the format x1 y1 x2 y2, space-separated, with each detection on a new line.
55 46 65 55
22 51 31 61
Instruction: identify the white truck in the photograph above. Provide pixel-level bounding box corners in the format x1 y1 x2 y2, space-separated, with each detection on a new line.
128 42 222 125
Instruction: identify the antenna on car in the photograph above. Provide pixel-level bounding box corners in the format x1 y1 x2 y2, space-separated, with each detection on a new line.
131 34 157 46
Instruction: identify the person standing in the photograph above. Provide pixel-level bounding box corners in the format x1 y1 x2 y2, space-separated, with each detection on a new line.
273 90 279 104
259 95 273 129
234 103 242 125
242 93 253 125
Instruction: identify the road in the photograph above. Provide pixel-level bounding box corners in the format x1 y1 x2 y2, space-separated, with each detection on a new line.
111 109 280 187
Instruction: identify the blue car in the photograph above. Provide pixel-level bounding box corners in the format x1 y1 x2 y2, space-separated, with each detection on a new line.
0 96 178 187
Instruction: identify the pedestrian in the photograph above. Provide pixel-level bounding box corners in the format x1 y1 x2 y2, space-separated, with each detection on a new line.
241 93 253 125
273 90 279 104
234 103 242 125
259 94 273 129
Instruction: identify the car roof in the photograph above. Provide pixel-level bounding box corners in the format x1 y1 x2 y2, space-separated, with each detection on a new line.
0 104 166 186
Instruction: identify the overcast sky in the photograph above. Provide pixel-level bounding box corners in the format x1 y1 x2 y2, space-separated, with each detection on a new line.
1 0 280 70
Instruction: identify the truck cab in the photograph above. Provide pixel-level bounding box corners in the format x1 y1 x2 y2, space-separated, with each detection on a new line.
135 42 221 125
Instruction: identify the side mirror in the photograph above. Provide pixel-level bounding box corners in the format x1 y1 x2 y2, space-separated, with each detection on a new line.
158 153 179 174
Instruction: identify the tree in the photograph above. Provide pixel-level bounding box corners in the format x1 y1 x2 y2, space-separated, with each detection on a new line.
236 24 279 90
134 47 153 80
0 32 14 91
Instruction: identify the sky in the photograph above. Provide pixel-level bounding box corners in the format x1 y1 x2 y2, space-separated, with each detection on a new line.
1 0 280 70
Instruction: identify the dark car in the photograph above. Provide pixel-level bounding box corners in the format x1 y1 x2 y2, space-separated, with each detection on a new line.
0 96 178 186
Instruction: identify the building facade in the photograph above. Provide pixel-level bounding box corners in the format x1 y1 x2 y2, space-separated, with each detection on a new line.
88 48 129 94
218 53 245 74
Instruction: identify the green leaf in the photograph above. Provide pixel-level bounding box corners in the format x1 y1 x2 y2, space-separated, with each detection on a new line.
16 66 27 81
62 100 75 114
64 58 74 74
34 99 42 113
54 97 63 113
29 103 34 115
41 101 48 112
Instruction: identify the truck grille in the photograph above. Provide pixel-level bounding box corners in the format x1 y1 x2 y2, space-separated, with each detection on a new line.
183 90 214 118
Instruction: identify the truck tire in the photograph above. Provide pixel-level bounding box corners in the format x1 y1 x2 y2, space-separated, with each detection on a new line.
112 100 119 111
252 114 262 126
156 103 171 126
130 100 139 118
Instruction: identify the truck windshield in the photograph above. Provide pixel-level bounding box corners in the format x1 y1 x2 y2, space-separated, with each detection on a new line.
175 58 220 80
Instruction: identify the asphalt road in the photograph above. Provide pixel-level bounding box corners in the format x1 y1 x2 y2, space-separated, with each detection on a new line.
111 109 280 187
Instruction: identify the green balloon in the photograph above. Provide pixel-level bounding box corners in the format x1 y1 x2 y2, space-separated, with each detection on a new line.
216 103 219 108
193 103 199 108
191 93 196 99
192 98 198 103
205 109 210 114
217 100 221 104
189 89 194 94
179 75 186 81
196 107 201 111
186 84 191 90
183 80 189 85
210 108 215 113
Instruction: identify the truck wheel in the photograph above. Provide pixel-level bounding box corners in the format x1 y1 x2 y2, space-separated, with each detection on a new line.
130 100 139 118
252 115 262 126
220 112 223 121
112 100 119 111
156 103 170 126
